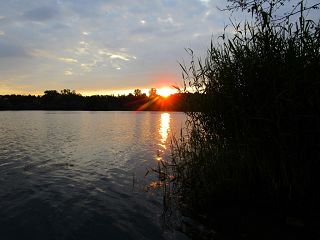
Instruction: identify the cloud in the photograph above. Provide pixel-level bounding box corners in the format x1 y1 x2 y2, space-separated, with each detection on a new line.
199 0 210 6
109 54 129 61
58 57 78 63
80 62 97 72
23 6 59 22
30 49 54 58
0 0 233 93
64 69 73 76
98 49 136 61
0 40 29 58
74 41 90 55
158 16 175 24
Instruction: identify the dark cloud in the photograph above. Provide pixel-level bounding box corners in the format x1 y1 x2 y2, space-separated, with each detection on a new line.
0 40 29 58
23 6 59 22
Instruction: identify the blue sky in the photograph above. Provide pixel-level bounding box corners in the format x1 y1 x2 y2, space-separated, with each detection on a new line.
0 0 233 95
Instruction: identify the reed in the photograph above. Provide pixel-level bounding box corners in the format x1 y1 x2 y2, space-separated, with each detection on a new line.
159 1 320 237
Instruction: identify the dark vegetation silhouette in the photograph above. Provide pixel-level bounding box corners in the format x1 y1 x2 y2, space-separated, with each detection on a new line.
0 88 195 111
154 0 320 239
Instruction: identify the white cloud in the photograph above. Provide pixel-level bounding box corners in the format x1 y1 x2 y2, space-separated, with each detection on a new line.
64 69 73 76
199 0 210 6
75 48 89 55
80 61 97 72
0 31 5 36
109 54 129 61
58 57 78 63
98 49 136 61
158 16 174 24
74 41 90 55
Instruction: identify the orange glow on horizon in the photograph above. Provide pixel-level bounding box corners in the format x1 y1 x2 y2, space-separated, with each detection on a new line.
0 86 180 97
157 87 177 97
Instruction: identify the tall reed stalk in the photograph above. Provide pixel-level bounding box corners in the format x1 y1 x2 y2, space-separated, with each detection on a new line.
160 1 320 237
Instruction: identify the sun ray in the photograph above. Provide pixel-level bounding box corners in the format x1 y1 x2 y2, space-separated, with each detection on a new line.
157 88 176 97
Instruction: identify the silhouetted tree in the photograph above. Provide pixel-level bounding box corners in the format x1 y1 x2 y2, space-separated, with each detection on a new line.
60 89 78 95
134 89 142 96
149 88 157 98
44 90 60 96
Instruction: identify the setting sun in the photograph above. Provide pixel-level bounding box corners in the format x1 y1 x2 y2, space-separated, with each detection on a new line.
157 87 177 97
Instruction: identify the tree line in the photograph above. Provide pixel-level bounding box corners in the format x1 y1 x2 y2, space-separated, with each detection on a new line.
0 88 197 111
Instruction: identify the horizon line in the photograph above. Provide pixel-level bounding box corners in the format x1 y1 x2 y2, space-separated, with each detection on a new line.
0 87 183 97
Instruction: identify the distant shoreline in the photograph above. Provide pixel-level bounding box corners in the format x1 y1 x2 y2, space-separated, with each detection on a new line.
0 109 185 112
0 91 196 112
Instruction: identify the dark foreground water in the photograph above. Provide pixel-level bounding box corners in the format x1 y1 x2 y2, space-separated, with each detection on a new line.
0 111 188 240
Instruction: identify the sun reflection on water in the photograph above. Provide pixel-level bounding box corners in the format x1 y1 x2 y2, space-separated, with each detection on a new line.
151 113 171 188
159 113 170 150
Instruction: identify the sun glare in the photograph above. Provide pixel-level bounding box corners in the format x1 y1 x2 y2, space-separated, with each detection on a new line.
157 88 176 97
159 113 170 146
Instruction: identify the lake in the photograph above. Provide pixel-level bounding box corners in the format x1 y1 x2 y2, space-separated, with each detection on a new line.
0 111 188 240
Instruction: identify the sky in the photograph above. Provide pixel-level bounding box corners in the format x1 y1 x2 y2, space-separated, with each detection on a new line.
0 0 234 95
1 0 316 96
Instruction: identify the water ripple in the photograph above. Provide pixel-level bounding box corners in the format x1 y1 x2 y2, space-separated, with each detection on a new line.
0 111 187 240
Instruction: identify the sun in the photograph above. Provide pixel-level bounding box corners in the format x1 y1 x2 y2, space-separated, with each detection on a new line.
157 87 176 98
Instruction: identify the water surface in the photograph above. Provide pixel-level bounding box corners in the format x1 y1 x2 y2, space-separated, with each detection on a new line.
0 111 187 240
